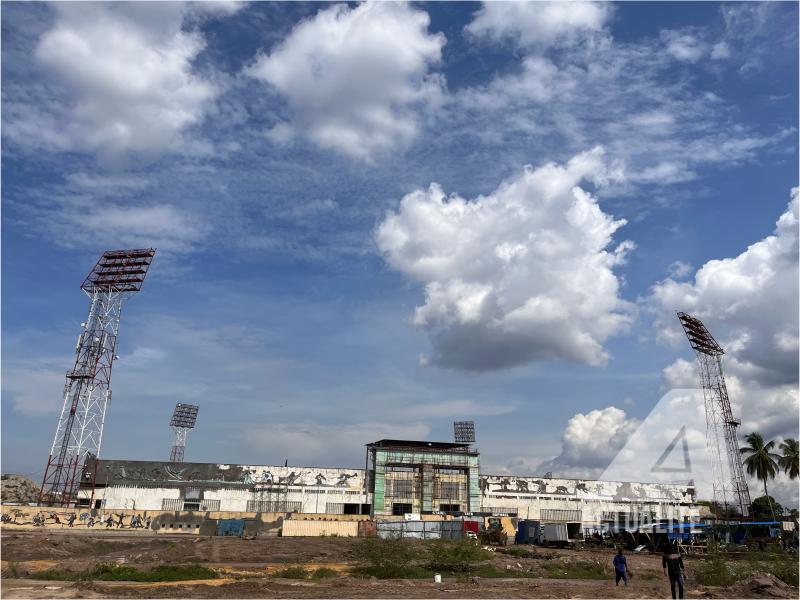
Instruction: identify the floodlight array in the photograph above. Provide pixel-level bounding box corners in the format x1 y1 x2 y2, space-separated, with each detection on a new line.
454 420 476 444
170 403 199 429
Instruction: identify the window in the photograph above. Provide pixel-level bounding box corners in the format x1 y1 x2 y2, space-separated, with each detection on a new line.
436 482 463 501
326 503 345 514
392 503 413 515
246 500 302 512
343 503 360 515
388 479 413 497
162 498 182 511
183 502 200 511
439 504 460 513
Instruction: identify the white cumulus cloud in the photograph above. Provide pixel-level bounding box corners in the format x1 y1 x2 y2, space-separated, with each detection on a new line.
22 2 220 163
651 188 799 388
660 29 708 63
652 188 799 443
537 406 641 477
465 1 611 48
376 147 634 371
246 2 445 162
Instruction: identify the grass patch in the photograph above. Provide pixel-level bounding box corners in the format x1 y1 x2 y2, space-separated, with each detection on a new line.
351 565 433 579
272 566 311 579
352 537 419 579
7 562 20 578
543 560 607 580
311 567 338 579
472 564 537 579
29 563 219 582
767 560 799 587
504 546 535 558
692 551 799 588
692 554 741 587
426 540 492 573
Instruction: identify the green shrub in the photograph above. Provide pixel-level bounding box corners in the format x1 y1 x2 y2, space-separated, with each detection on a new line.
426 540 491 573
767 559 799 587
311 567 338 579
692 554 740 587
505 546 535 558
28 568 78 581
352 564 431 579
745 555 799 587
29 563 219 582
352 537 418 579
7 562 20 578
272 566 310 579
472 564 537 578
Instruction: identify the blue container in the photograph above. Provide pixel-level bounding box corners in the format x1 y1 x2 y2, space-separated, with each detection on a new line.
217 518 245 537
515 520 540 544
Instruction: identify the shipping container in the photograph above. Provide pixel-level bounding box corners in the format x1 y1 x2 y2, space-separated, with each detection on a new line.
217 518 245 537
376 520 441 539
541 522 583 546
542 522 568 543
281 520 359 537
515 519 541 544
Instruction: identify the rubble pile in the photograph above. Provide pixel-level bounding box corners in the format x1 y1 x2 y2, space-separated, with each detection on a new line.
1 474 40 504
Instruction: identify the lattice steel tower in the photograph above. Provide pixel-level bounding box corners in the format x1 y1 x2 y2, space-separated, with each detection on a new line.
169 403 199 462
677 312 751 518
39 249 156 506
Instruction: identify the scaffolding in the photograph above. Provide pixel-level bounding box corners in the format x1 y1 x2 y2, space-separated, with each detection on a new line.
366 439 480 516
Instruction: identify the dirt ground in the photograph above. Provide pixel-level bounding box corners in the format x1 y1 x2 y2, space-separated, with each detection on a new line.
2 529 796 599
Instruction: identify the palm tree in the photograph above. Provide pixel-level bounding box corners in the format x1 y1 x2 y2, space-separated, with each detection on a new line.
740 432 780 521
779 438 799 480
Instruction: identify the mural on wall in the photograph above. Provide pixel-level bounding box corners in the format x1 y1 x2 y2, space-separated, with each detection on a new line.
98 460 365 489
479 474 694 502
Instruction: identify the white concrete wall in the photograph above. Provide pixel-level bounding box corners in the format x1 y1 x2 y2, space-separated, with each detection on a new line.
95 463 699 521
479 475 699 521
99 486 179 510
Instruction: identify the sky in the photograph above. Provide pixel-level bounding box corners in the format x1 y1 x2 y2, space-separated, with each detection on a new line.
2 1 798 506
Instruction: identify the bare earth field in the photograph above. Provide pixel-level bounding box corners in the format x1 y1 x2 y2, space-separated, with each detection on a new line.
2 530 796 599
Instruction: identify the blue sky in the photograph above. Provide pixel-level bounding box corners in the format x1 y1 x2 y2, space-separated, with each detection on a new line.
2 2 798 503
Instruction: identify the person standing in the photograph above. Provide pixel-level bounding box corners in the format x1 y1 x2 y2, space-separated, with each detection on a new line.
613 547 629 587
663 543 686 599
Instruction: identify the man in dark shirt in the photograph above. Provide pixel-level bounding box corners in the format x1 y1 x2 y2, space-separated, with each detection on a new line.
663 544 686 599
612 548 628 586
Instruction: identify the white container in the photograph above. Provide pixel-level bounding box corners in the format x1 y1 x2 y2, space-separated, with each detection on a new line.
281 520 359 537
434 574 442 583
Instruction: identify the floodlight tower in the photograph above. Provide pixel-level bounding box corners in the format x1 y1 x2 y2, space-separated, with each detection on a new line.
40 249 156 506
169 403 199 463
677 312 751 518
454 421 476 445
